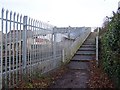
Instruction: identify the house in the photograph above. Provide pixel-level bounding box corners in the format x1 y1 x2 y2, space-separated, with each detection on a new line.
6 30 51 52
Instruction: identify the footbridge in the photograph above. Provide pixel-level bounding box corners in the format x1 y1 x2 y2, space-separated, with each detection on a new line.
0 8 99 88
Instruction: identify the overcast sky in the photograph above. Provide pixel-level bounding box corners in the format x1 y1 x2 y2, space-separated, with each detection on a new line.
0 0 119 27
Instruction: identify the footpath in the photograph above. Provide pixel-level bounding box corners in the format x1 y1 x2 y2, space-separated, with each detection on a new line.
50 33 97 88
17 32 114 88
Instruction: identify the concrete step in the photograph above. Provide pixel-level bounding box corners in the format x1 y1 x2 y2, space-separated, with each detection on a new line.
71 55 95 61
76 51 95 55
83 41 95 44
83 42 95 45
79 48 96 51
84 42 95 44
87 38 95 41
81 45 96 48
84 40 95 42
68 61 89 70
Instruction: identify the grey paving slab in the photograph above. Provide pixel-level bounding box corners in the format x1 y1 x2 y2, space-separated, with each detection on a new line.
76 51 95 55
68 61 89 70
72 55 95 61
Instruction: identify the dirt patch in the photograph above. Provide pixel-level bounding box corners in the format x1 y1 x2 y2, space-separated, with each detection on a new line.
88 60 114 88
49 69 90 88
16 65 68 88
16 60 114 88
49 62 90 88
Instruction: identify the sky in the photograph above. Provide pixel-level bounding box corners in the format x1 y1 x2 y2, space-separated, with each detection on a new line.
0 0 120 27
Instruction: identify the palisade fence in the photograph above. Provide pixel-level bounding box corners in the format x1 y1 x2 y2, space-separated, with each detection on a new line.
0 8 91 88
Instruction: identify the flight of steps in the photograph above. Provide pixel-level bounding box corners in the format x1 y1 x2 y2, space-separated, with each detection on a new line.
68 32 96 70
50 32 97 88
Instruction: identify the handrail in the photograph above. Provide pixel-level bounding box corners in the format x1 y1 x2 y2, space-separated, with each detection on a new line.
96 36 98 66
96 28 99 66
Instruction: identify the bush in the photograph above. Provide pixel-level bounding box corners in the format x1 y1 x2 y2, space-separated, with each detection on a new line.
100 12 120 88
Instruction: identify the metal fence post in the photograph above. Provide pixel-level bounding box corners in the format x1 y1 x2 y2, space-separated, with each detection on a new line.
23 16 28 69
96 27 99 67
53 27 56 67
62 49 65 63
96 36 98 66
0 8 4 90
